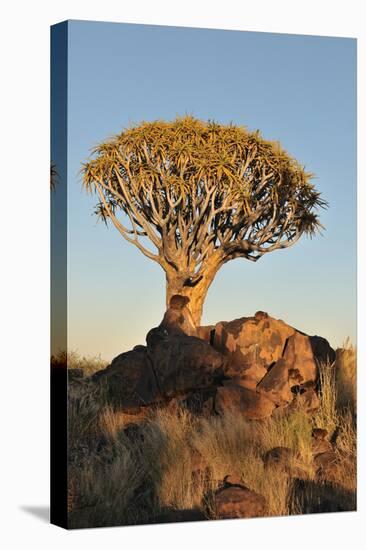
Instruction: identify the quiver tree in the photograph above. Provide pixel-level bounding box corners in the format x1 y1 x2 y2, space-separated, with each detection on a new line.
82 116 326 326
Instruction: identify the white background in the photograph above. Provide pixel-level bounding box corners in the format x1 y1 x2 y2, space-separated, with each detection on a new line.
1 1 365 548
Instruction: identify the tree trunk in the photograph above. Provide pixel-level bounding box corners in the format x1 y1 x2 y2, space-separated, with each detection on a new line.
165 263 219 327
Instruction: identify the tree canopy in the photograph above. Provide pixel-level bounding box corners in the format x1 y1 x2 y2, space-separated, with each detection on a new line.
82 116 326 323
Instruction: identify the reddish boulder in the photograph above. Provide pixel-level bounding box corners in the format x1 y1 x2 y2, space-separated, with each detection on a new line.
257 331 319 406
223 368 268 391
200 315 332 401
212 314 294 380
196 325 215 344
262 446 295 469
93 311 334 420
223 474 244 486
147 329 225 397
159 294 197 337
92 346 161 411
215 383 275 420
310 335 336 365
283 332 318 386
257 358 293 406
213 481 267 519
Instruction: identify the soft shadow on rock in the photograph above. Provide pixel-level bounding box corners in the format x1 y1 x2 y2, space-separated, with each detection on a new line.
20 506 49 523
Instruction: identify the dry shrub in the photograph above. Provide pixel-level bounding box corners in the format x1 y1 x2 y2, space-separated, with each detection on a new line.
141 408 203 511
68 438 148 528
335 339 357 413
98 406 149 441
68 377 103 450
51 349 108 376
314 361 339 435
256 411 313 467
142 409 296 517
332 409 357 493
312 354 356 487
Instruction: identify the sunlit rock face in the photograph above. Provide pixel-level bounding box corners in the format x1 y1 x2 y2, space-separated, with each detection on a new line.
92 311 335 419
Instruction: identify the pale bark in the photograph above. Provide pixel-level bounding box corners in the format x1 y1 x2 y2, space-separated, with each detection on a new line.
165 259 221 327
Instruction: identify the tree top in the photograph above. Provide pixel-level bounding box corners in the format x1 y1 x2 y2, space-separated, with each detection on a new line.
82 116 326 270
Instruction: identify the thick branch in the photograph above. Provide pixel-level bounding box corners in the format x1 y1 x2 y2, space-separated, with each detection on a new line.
94 180 161 264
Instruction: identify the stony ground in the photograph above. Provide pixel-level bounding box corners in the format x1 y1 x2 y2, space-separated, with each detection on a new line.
63 330 356 529
59 312 356 528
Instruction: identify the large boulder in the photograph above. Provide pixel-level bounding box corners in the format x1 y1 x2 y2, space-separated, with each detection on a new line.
92 346 161 411
91 311 334 419
215 383 275 420
283 332 318 386
256 358 293 406
146 328 225 397
182 388 216 416
210 312 295 381
212 480 267 519
310 335 336 365
200 313 334 396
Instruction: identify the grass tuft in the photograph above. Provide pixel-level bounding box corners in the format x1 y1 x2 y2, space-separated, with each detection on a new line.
67 341 357 527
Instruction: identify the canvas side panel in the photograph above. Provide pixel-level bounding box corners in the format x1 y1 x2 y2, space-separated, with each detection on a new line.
50 20 68 529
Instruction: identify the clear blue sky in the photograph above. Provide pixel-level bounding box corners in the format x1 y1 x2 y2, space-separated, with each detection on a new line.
64 20 356 360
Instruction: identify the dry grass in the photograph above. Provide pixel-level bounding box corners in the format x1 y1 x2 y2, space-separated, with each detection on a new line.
67 342 357 528
336 339 357 412
312 355 357 492
98 406 149 441
68 439 148 528
52 349 108 376
313 361 339 435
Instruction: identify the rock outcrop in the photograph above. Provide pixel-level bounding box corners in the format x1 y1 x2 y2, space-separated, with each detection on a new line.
93 330 225 409
90 310 335 420
210 312 294 379
215 383 275 420
92 346 161 411
146 329 226 397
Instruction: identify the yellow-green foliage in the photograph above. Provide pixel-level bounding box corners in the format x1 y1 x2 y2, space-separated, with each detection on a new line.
81 116 326 269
